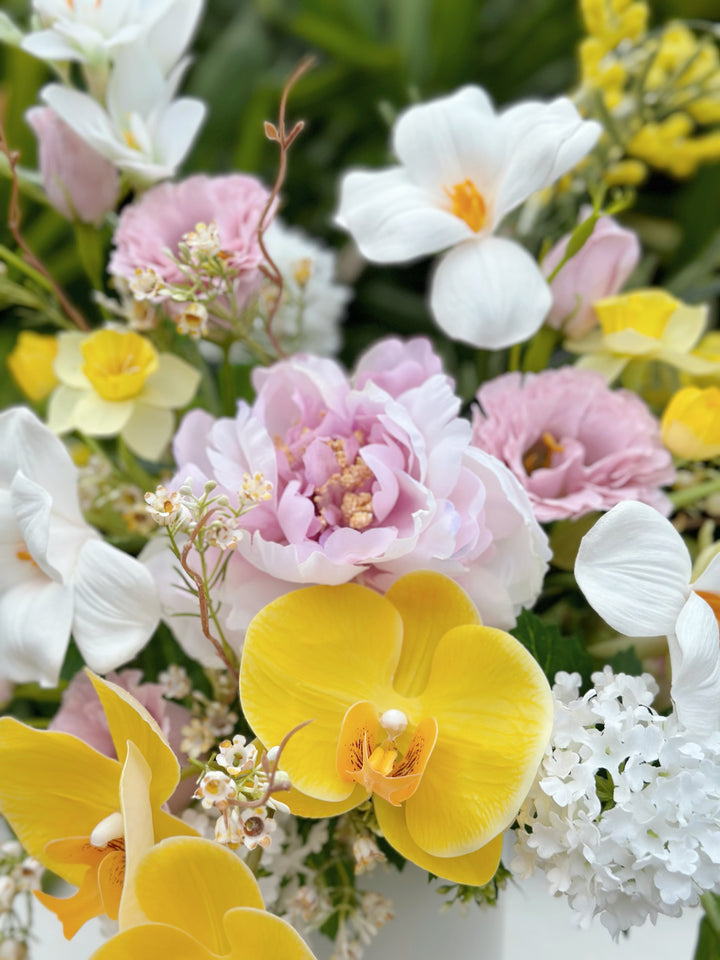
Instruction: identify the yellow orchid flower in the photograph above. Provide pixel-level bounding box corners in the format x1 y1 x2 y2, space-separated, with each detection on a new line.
89 836 316 960
567 289 718 384
0 672 196 938
240 571 553 885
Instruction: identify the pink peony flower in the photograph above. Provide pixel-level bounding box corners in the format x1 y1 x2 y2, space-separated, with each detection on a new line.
161 337 550 657
108 174 272 309
27 106 119 224
542 215 640 338
50 669 193 811
471 367 676 523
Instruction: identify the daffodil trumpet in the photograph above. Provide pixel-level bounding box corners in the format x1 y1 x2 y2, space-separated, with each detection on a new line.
0 671 196 938
240 570 554 886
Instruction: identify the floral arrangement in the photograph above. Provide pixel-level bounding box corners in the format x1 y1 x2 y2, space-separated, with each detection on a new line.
0 0 719 958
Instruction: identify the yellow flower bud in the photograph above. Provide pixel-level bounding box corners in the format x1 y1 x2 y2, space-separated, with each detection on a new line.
604 158 647 186
661 386 720 461
6 331 59 402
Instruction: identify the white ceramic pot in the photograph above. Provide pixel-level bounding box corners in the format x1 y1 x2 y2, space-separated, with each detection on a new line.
307 863 505 960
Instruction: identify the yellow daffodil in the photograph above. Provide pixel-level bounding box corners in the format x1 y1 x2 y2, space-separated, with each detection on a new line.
240 571 553 885
6 331 59 402
89 836 316 960
0 672 196 938
47 329 201 460
662 386 720 461
567 289 718 384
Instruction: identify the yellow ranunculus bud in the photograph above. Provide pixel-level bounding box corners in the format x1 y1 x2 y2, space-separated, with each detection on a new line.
661 386 720 461
6 331 59 402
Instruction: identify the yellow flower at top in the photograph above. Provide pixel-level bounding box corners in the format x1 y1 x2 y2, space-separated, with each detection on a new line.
580 0 648 53
567 288 719 384
0 673 196 939
6 331 59 402
661 386 720 461
240 571 553 886
48 329 201 461
90 837 316 960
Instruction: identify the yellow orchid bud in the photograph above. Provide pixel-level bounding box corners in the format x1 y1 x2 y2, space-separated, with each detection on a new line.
6 331 59 402
661 386 720 461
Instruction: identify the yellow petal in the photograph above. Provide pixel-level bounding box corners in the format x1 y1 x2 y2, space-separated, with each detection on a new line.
240 583 402 802
285 783 369 819
35 863 104 940
97 850 125 920
222 907 317 959
0 717 119 887
86 672 179 811
407 624 553 857
132 837 263 951
90 924 215 960
118 742 155 931
141 355 202 409
374 799 503 886
386 571 481 697
121 403 175 461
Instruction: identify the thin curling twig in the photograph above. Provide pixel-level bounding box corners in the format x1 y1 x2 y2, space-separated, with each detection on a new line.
256 55 317 360
240 719 313 811
180 510 239 681
0 122 89 331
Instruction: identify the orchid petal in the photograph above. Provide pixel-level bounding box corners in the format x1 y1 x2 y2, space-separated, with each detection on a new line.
118 742 155 931
0 579 74 687
670 593 720 736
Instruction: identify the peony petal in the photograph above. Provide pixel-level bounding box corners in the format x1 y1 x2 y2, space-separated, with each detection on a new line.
240 583 403 802
72 539 160 674
140 355 201 409
670 593 720 737
375 800 503 885
0 579 74 687
120 404 175 461
575 501 691 637
336 168 470 263
406 623 552 857
386 571 481 698
0 717 120 887
430 237 552 349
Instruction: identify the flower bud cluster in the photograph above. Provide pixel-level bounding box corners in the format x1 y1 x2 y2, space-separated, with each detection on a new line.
0 836 43 958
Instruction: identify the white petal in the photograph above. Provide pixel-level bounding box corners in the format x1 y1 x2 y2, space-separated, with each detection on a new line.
46 385 85 435
73 391 135 437
154 97 206 169
430 236 551 348
121 404 174 461
141 354 201 409
0 579 74 687
107 46 166 121
575 501 691 637
336 168 470 263
494 98 601 223
41 84 119 161
53 331 91 389
72 539 160 673
145 0 203 74
693 552 720 595
671 593 720 736
21 30 83 61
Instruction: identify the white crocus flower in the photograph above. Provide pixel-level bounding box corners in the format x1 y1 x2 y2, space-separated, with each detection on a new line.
41 47 206 185
336 86 601 349
22 0 203 73
0 407 160 687
575 500 720 734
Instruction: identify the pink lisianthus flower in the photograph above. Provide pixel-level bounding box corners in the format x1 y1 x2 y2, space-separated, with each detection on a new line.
26 106 119 224
158 337 550 659
108 173 272 310
542 215 641 339
471 368 676 523
50 669 193 811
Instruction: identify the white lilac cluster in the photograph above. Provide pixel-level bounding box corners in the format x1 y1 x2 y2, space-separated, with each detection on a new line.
511 668 720 938
0 836 44 959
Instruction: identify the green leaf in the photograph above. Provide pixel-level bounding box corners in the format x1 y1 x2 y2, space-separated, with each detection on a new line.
511 609 593 689
695 917 720 960
606 647 645 677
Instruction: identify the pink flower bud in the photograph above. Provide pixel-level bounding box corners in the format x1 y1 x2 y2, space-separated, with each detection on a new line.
26 107 119 224
543 215 641 339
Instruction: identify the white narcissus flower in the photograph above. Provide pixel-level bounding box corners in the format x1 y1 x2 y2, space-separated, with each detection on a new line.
47 329 202 462
22 0 203 74
0 407 160 687
575 500 720 734
336 86 601 349
41 47 206 185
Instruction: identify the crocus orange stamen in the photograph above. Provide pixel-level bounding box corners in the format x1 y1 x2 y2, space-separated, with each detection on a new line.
445 179 487 232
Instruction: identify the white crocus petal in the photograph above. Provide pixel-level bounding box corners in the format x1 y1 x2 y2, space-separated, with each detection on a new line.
153 97 206 169
107 46 166 126
0 580 74 687
72 539 160 674
336 169 470 262
670 592 720 736
11 472 64 582
145 0 203 75
41 84 122 161
430 236 552 349
141 355 202 409
575 501 691 638
493 99 601 223
21 30 82 61
121 405 175 461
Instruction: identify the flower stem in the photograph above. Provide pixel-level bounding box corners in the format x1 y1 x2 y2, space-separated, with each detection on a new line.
670 474 720 509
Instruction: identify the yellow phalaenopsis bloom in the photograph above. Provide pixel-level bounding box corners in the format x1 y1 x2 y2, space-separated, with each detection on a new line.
662 386 720 461
90 837 316 960
240 572 553 885
0 673 196 938
47 329 201 460
567 289 719 384
6 330 59 402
